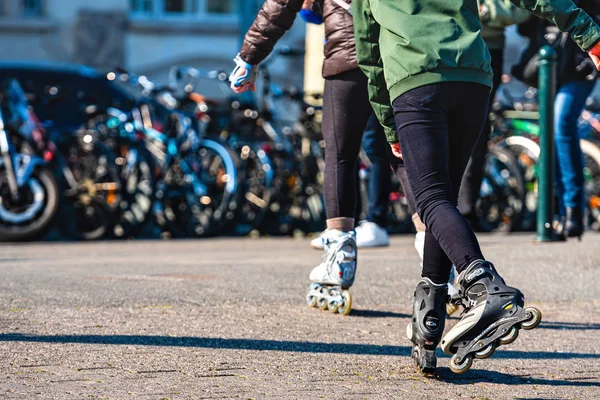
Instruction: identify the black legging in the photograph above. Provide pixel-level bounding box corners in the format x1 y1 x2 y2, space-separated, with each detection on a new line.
393 82 490 284
322 69 373 221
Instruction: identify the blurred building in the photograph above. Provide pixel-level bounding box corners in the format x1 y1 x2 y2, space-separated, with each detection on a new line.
0 0 307 97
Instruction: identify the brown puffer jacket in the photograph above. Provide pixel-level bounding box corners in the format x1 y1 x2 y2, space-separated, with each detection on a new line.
239 0 358 78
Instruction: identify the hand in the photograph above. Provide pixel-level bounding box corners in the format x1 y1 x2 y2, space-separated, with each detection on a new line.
229 67 256 93
479 4 489 21
588 41 600 70
390 143 403 159
229 54 258 93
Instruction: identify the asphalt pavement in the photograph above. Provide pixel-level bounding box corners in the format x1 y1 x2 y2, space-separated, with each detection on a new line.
0 233 599 399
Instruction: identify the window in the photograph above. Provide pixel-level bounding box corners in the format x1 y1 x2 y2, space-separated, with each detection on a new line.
21 0 42 16
131 0 153 13
131 0 236 16
206 0 233 14
0 0 44 17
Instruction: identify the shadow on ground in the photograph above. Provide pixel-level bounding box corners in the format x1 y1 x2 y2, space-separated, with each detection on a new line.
1 333 598 362
537 321 600 330
437 368 599 387
349 309 410 319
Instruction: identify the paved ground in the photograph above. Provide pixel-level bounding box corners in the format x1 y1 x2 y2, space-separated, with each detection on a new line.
0 233 599 400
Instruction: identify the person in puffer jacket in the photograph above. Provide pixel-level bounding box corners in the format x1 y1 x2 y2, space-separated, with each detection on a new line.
229 0 423 315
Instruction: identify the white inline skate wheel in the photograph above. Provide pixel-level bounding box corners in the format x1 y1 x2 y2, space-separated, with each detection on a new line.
474 343 496 359
449 354 473 374
499 326 519 345
327 297 339 313
307 294 318 308
521 307 542 330
406 322 414 341
317 296 328 311
306 283 320 308
337 290 352 316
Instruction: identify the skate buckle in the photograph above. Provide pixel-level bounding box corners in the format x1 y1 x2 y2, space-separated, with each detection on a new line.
466 268 485 282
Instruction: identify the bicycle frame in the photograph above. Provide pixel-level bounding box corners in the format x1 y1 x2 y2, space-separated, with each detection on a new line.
111 102 211 200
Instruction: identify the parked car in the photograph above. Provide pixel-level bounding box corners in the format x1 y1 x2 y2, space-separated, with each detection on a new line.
0 61 133 131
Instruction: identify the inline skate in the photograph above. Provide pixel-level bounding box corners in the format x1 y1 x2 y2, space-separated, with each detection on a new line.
441 260 542 374
406 278 448 374
306 230 356 315
415 232 462 316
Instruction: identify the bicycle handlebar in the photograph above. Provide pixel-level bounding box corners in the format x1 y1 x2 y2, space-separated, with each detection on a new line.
168 66 229 94
112 67 172 96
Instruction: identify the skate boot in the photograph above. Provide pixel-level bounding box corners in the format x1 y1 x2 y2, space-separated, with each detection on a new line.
414 232 461 317
406 278 447 374
441 260 542 374
306 230 357 315
310 230 328 250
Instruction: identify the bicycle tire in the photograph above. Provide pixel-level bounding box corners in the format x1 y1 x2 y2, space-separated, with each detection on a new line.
477 146 526 232
580 139 600 231
0 167 59 242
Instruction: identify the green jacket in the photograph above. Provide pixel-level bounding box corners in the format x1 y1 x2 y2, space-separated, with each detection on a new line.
480 0 532 50
354 0 600 143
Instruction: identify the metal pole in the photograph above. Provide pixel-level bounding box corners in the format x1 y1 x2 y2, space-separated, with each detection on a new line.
536 45 558 242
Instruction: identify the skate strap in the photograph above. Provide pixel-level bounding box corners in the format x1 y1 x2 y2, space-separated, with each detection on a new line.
331 0 352 16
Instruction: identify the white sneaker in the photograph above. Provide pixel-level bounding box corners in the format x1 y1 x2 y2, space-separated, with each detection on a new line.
309 230 357 288
355 221 390 248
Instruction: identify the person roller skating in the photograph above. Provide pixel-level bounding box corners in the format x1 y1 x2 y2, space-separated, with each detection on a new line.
440 260 541 373
231 0 427 316
354 0 600 374
228 0 365 315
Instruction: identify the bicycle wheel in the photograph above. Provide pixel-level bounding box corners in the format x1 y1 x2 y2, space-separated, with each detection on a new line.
0 167 59 242
157 138 240 237
295 140 326 234
496 136 540 231
86 114 157 239
111 143 156 238
581 139 600 231
233 143 274 236
476 146 526 232
58 136 120 240
387 166 414 235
